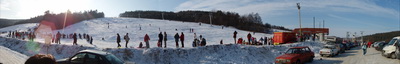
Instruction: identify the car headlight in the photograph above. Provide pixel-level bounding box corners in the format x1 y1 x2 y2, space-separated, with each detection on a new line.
276 59 291 63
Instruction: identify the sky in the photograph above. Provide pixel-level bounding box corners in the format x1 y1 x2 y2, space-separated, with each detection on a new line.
0 0 399 37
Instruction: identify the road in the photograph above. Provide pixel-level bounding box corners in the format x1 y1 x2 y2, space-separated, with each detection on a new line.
309 46 400 64
0 46 28 64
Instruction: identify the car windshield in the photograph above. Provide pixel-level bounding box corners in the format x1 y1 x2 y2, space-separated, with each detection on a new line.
387 39 397 45
105 54 124 64
323 46 335 49
285 48 302 54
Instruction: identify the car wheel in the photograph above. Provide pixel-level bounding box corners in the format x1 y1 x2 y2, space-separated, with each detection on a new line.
308 57 314 62
294 60 301 64
391 53 396 59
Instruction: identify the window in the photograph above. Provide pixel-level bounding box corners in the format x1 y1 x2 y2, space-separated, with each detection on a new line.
70 53 86 63
85 53 99 64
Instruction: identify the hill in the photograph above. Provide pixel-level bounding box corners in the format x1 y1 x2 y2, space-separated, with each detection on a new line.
361 31 400 42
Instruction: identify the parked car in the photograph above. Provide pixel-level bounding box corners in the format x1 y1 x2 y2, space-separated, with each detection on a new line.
319 44 340 57
338 43 346 53
374 42 388 51
382 36 400 59
372 41 384 48
57 50 124 64
275 46 314 64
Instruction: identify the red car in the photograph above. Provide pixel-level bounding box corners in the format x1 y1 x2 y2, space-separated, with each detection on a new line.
275 46 314 64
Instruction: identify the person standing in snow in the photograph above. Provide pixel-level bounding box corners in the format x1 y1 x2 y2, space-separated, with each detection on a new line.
56 31 61 44
144 34 150 48
139 42 143 48
124 33 130 48
78 33 82 39
362 43 367 55
164 32 167 48
200 35 206 46
233 31 237 44
247 33 252 44
90 36 93 44
117 33 121 48
180 32 185 47
174 33 180 48
158 32 163 47
73 33 77 45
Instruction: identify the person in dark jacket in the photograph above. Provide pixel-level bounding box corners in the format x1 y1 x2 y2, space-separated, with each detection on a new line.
200 36 206 46
144 34 150 48
247 33 252 44
90 36 93 44
180 32 185 47
117 33 121 48
158 32 163 47
73 33 77 45
56 31 61 44
139 42 143 48
174 33 180 48
164 32 167 48
233 31 237 44
124 33 130 48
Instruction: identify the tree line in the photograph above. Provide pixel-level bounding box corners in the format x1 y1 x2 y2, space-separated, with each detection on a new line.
15 10 105 30
119 10 291 33
360 31 400 42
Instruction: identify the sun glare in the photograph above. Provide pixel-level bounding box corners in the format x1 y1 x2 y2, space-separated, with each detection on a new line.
18 0 90 18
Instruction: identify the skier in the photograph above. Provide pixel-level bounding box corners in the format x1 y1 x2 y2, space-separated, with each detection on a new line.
124 33 130 48
180 32 185 47
144 34 150 48
73 33 77 45
174 33 180 48
164 32 167 48
158 32 163 47
233 31 237 44
117 33 121 48
247 33 252 44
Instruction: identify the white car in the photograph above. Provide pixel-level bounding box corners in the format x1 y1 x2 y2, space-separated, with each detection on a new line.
382 36 400 59
319 44 340 57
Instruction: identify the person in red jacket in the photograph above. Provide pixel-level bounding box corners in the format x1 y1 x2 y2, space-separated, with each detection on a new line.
367 41 372 48
238 38 243 44
180 32 185 48
144 34 150 48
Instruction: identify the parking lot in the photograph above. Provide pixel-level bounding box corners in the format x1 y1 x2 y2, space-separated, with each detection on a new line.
309 46 400 64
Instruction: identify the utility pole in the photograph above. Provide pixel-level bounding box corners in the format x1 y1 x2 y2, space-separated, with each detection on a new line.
361 31 364 42
313 17 315 28
313 17 315 41
321 20 324 28
297 3 302 42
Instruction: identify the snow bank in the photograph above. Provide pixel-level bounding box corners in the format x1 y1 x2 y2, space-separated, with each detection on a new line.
0 36 324 63
104 41 324 64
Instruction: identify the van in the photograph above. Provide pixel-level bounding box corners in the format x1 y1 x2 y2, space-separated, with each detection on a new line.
382 36 400 59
